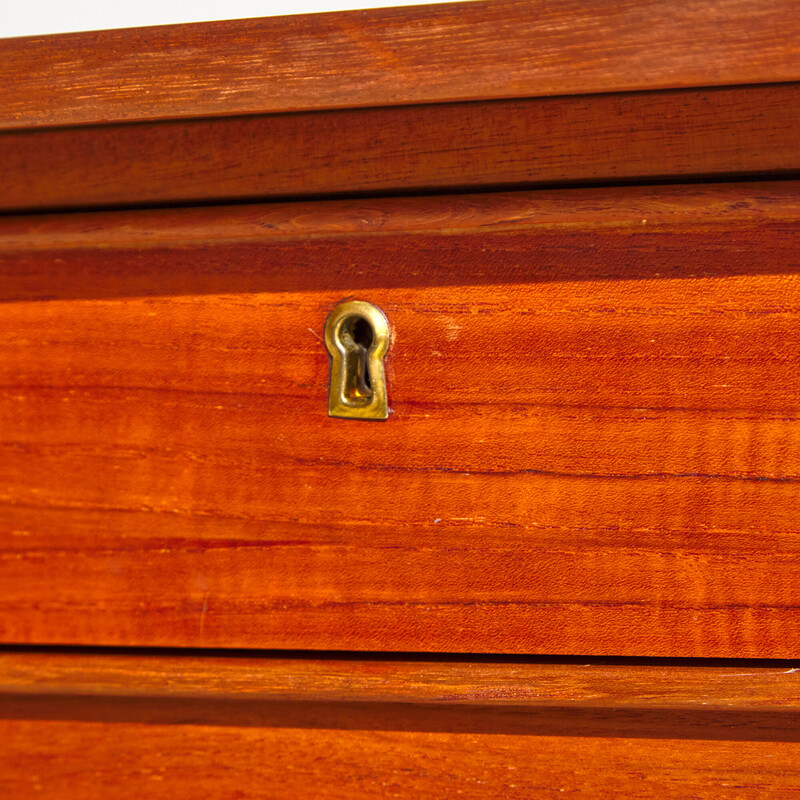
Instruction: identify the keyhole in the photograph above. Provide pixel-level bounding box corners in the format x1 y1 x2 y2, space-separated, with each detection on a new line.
351 317 374 351
351 317 374 393
340 316 375 400
324 300 390 420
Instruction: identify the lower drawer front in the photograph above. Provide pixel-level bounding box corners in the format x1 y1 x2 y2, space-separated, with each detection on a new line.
2 182 800 656
2 654 799 799
6 705 798 799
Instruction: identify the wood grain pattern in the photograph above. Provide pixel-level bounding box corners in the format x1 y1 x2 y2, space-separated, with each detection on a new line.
4 83 800 212
2 181 799 255
2 652 800 797
2 651 800 709
2 685 800 797
3 182 800 656
2 0 800 129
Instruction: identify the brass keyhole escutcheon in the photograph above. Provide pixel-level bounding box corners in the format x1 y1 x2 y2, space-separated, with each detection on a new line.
324 300 390 420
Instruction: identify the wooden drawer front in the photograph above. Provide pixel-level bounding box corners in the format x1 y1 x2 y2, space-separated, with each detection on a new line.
4 83 800 213
2 182 800 657
5 704 799 799
2 653 800 799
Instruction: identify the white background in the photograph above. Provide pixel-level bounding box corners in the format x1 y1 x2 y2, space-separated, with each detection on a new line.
0 0 460 39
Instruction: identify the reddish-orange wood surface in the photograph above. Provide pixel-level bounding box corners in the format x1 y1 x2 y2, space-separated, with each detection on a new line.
3 651 800 709
3 84 800 212
1 652 800 798
2 0 800 129
2 692 800 797
7 3 800 794
3 182 800 656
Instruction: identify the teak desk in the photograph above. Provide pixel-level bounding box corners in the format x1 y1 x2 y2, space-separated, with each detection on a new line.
2 1 800 795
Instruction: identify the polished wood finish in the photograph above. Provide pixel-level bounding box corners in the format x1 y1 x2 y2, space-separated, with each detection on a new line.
2 182 800 656
4 712 800 798
1 653 800 798
5 3 800 795
3 83 800 212
2 180 798 254
2 0 800 129
3 651 800 709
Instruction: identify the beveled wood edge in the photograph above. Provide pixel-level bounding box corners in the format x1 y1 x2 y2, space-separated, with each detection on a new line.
3 83 799 214
2 0 800 129
1 651 799 709
1 181 798 253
